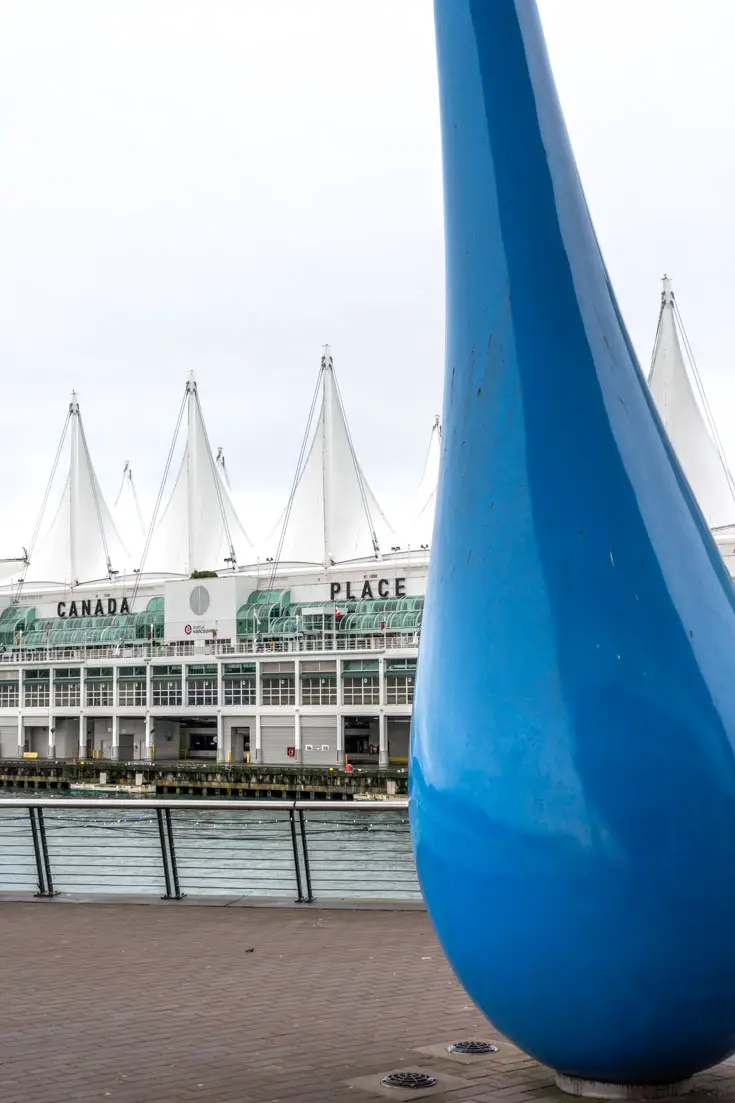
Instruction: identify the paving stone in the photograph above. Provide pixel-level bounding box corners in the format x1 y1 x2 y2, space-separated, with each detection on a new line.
3 901 735 1103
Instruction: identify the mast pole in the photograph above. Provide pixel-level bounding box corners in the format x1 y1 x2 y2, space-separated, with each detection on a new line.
321 345 332 566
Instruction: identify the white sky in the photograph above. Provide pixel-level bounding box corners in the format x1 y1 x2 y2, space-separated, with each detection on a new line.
0 1 734 552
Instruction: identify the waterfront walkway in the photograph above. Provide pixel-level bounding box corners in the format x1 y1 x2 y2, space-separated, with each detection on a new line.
3 903 735 1103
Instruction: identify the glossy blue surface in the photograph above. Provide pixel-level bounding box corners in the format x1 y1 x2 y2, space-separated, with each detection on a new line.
410 0 735 1084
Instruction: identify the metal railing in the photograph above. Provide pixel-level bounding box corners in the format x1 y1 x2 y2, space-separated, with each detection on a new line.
0 632 421 666
0 798 419 903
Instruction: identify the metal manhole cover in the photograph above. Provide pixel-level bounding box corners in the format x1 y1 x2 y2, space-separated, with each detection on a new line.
381 1071 439 1090
447 1041 498 1055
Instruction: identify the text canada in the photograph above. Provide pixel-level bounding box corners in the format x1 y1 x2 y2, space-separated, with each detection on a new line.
57 598 131 618
330 577 406 601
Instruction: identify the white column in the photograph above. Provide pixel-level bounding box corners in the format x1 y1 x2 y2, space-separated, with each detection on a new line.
78 667 86 758
379 711 388 768
293 658 301 706
48 668 55 757
216 711 225 763
144 714 153 761
378 656 386 707
111 666 119 761
144 663 153 761
294 709 301 760
216 658 226 762
255 713 262 764
336 658 344 766
181 664 187 708
16 711 23 756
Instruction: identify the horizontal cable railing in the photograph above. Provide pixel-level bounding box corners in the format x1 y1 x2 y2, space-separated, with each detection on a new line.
0 633 420 665
0 798 419 904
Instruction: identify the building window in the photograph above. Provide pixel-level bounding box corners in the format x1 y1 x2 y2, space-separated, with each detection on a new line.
342 675 380 706
187 679 217 706
55 683 80 707
223 678 256 706
152 680 182 707
0 683 19 707
118 681 146 707
301 677 337 706
86 683 113 707
385 675 414 705
261 677 295 706
24 684 50 708
117 667 147 707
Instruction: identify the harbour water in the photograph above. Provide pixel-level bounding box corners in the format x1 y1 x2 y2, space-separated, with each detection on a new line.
0 791 420 901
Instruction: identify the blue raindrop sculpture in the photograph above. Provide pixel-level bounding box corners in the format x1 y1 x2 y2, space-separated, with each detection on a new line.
410 0 735 1088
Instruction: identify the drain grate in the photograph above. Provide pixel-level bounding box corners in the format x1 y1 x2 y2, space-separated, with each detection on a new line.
447 1041 498 1055
381 1071 439 1090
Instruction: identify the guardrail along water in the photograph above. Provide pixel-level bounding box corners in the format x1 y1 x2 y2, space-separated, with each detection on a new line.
0 799 418 902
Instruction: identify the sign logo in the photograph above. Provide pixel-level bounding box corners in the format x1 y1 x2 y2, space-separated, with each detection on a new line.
189 585 210 615
58 597 131 618
330 577 406 602
184 624 192 635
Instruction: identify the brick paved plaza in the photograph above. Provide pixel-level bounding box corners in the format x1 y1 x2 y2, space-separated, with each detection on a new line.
3 901 735 1103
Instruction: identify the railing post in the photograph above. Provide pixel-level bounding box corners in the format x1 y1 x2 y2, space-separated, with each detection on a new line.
289 808 306 903
164 808 185 900
156 807 174 899
36 808 58 897
29 807 47 897
298 809 314 903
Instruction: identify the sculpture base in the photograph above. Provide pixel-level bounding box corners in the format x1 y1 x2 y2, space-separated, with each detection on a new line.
555 1074 694 1099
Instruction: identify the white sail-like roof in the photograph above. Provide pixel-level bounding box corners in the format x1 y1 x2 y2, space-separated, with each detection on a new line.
113 461 147 564
144 373 252 575
405 415 441 548
648 276 735 531
25 394 132 584
273 346 393 565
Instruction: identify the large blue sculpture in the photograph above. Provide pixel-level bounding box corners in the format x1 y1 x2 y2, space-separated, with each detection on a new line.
410 0 735 1088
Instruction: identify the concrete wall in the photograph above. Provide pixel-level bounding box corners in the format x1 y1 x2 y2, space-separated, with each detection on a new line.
28 726 50 757
153 719 180 760
123 718 145 761
54 718 79 759
89 718 116 760
223 716 254 763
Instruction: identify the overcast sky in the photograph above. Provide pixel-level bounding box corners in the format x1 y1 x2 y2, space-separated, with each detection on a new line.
0 0 734 552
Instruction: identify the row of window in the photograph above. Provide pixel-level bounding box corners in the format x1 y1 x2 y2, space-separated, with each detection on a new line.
7 674 415 708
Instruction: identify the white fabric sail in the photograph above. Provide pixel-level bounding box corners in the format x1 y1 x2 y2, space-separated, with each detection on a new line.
274 347 393 565
648 276 735 531
26 394 132 584
145 374 252 575
113 462 147 564
406 415 441 548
